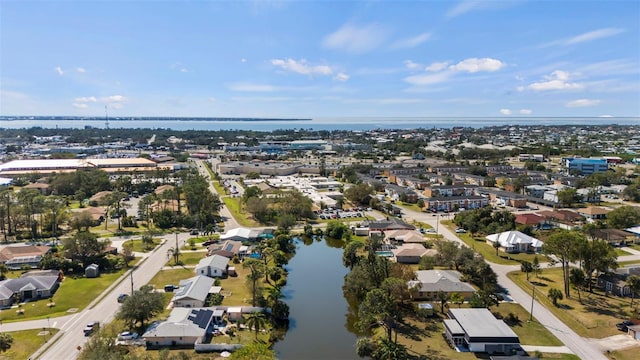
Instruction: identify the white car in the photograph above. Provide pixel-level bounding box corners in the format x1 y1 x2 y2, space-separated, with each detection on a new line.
455 228 467 233
118 331 139 341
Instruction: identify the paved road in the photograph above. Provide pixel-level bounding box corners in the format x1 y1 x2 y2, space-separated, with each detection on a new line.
403 207 615 360
28 232 191 360
194 159 239 230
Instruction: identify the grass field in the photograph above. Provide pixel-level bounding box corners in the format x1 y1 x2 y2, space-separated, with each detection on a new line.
147 268 195 289
508 267 633 338
123 238 161 252
0 329 59 360
174 251 207 266
606 347 640 360
222 197 260 227
1 268 127 323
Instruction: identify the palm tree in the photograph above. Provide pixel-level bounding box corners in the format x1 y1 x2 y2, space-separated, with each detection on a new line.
521 261 533 281
547 288 563 307
0 262 8 280
569 268 585 304
373 338 408 360
167 247 180 265
493 239 501 256
0 333 13 353
450 292 465 308
245 311 267 340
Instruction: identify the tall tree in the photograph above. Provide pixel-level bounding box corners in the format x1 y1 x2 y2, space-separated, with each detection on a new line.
543 229 583 298
627 275 640 307
357 288 396 342
243 258 264 306
62 231 108 268
521 261 533 281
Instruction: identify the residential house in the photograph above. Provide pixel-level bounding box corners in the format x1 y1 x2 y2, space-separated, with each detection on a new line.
485 231 544 254
154 184 175 196
594 229 634 247
207 240 247 259
0 244 51 270
0 272 60 307
172 275 216 308
385 184 419 203
384 229 426 244
444 308 521 354
195 255 229 278
366 218 415 238
514 213 548 229
537 210 584 230
453 173 487 186
597 274 631 297
477 189 528 208
89 190 112 204
576 207 609 221
219 227 262 242
80 207 107 225
393 244 436 264
408 270 476 301
143 307 215 348
24 182 50 195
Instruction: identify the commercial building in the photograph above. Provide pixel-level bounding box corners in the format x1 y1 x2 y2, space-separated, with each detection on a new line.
565 158 608 175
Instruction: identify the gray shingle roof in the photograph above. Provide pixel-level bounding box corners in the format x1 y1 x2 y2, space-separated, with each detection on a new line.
173 275 215 302
410 270 475 293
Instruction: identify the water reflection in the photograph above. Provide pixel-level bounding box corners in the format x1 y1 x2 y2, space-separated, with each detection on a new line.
273 237 360 360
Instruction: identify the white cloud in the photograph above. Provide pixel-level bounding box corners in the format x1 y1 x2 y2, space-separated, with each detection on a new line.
448 58 505 73
76 67 86 73
566 99 601 107
393 32 432 48
519 109 533 115
565 28 624 45
404 60 422 70
404 71 453 86
271 58 333 76
102 95 128 103
446 1 485 18
599 114 613 118
72 103 88 109
240 58 247 63
322 23 389 54
500 108 512 115
74 96 97 103
54 66 64 76
425 61 449 72
180 68 189 73
334 72 350 82
229 83 277 92
208 97 217 102
527 70 583 91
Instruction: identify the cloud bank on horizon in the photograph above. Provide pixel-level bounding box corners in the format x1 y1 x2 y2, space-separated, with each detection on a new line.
1 0 638 118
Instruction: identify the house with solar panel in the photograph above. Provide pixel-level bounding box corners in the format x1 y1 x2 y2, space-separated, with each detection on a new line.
143 307 218 348
172 275 215 308
195 255 230 278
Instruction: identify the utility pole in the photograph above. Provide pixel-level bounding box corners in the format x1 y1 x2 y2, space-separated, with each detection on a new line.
130 268 134 294
529 282 536 322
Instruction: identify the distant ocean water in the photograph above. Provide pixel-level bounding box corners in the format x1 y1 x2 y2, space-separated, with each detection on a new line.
1 117 638 131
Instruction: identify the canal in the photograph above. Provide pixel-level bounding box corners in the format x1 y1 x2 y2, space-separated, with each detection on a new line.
273 237 360 360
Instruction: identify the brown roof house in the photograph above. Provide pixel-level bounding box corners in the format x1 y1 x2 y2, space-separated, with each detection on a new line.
0 244 51 270
393 244 436 264
576 207 610 221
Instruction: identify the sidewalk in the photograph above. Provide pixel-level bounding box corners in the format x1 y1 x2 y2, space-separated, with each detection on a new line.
521 345 574 354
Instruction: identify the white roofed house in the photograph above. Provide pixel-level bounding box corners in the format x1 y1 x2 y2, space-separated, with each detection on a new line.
219 227 262 242
408 270 476 301
485 231 543 254
172 275 215 308
142 307 216 348
195 255 229 278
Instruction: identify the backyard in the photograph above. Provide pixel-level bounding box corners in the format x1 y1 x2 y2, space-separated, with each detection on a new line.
0 329 59 360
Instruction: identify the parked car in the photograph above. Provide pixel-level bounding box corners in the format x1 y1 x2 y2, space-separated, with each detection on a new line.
84 321 99 336
189 229 199 235
117 293 129 303
118 331 139 341
425 228 436 234
164 284 178 292
202 239 216 246
455 228 467 233
617 320 634 331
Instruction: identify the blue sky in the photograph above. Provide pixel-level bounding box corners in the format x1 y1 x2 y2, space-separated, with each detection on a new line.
1 0 639 118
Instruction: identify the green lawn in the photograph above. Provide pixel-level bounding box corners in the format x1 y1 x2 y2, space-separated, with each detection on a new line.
123 238 161 252
614 248 631 256
508 268 633 338
1 268 127 323
490 302 563 346
173 251 207 266
0 328 59 360
222 197 259 227
147 268 195 289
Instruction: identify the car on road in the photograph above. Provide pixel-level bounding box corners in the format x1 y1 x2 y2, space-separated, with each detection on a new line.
202 239 216 246
455 228 467 233
84 321 99 336
117 293 129 303
425 228 436 234
616 320 634 331
117 331 139 341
